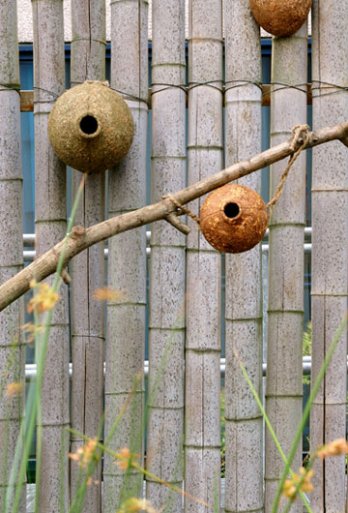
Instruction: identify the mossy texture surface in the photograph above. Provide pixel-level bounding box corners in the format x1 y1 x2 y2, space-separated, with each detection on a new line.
48 81 134 173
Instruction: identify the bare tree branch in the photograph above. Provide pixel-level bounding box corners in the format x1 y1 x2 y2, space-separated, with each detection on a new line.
0 121 347 312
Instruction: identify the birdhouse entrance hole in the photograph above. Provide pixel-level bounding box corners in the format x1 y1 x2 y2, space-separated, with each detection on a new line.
224 202 240 219
80 115 98 135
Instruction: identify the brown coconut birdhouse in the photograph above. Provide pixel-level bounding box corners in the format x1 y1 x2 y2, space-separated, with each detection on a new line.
249 0 311 37
200 184 268 254
48 81 134 173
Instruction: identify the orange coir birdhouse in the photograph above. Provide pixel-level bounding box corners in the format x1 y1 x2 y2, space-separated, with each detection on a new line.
200 184 268 253
249 0 311 37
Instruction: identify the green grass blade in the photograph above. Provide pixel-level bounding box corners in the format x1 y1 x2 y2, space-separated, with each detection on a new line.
271 314 348 513
238 359 312 513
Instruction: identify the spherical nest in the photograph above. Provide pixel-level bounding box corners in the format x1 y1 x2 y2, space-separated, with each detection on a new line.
48 81 134 173
249 0 311 37
200 183 268 253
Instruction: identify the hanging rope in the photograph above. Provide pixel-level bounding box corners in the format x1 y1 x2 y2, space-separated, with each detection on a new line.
164 194 201 226
266 124 310 211
164 125 311 233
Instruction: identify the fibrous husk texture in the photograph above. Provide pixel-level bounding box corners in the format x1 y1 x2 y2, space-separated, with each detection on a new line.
249 0 311 37
200 184 268 253
48 81 134 173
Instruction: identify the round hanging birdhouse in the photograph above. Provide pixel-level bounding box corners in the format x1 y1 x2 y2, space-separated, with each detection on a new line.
200 184 268 253
48 81 134 173
249 0 311 37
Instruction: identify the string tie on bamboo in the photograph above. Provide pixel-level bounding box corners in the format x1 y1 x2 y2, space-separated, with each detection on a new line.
267 123 310 212
0 84 20 95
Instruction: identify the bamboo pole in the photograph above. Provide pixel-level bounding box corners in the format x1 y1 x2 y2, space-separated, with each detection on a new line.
32 1 69 511
265 25 308 513
146 1 186 512
310 2 348 512
0 2 25 511
69 2 106 512
223 2 263 513
103 1 148 511
184 1 223 512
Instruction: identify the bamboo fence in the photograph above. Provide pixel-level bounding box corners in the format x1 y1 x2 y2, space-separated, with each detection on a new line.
0 2 346 513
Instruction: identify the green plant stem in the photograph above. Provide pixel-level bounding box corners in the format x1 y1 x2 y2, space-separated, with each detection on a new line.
69 427 210 510
272 314 348 513
103 442 210 509
33 310 42 513
237 361 312 513
53 172 87 288
69 341 181 510
7 308 53 513
6 173 87 513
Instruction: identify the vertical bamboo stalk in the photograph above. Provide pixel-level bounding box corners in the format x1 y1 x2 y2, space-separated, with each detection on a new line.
0 2 25 511
311 2 348 512
223 2 263 513
265 25 308 513
32 1 69 511
185 1 223 512
70 2 106 512
146 1 186 512
103 1 148 511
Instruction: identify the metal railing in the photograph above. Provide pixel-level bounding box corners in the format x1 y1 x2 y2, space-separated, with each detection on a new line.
24 356 327 380
23 227 313 260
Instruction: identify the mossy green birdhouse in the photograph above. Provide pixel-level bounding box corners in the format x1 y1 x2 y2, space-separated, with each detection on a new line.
48 80 134 173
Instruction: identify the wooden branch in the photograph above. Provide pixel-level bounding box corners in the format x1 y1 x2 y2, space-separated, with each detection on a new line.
165 213 191 234
0 121 348 312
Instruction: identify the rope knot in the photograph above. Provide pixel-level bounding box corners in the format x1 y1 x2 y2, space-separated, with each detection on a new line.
164 194 200 226
267 124 309 211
